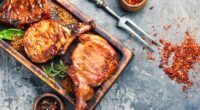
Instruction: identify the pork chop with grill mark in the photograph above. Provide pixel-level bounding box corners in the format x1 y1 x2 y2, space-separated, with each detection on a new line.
23 20 93 63
0 0 50 28
68 34 118 110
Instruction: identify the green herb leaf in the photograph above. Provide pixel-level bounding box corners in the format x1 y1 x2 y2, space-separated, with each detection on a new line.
42 60 68 81
0 28 24 40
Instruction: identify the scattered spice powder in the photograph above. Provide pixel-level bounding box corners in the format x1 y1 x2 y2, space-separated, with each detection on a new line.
125 0 143 5
163 25 171 31
159 31 200 91
178 17 187 23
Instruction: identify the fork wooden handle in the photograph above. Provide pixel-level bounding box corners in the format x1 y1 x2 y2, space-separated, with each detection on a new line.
90 0 107 7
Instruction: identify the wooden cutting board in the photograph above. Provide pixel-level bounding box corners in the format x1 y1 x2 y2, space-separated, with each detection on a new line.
0 0 133 109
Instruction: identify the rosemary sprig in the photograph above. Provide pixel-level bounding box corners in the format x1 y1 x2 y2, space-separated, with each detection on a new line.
42 60 68 81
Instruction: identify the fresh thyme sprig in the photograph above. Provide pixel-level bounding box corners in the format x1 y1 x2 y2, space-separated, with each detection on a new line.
42 60 68 81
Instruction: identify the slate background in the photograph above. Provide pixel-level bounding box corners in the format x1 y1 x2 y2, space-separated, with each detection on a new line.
1 0 200 110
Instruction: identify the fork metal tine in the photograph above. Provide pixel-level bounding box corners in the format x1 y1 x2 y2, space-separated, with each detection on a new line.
90 0 159 50
126 19 159 45
122 24 155 52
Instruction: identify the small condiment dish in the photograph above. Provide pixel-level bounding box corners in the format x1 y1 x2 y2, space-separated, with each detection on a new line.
120 0 148 12
33 93 65 110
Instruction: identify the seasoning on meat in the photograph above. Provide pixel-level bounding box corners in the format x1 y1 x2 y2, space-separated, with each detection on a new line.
124 0 143 5
11 36 24 51
51 3 78 26
159 31 200 91
68 34 118 110
23 20 93 63
23 20 74 63
61 76 74 93
0 0 50 28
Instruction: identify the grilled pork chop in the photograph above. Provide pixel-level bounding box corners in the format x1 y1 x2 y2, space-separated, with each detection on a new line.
23 20 93 63
68 34 118 110
0 0 50 28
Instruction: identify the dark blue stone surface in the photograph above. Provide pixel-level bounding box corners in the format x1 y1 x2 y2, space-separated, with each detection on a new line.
1 0 200 110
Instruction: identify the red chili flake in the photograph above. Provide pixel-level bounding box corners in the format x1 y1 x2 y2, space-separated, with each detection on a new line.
181 18 186 23
188 17 191 23
177 24 181 28
146 52 155 60
164 25 171 31
178 16 181 20
159 31 200 91
141 36 154 46
153 33 158 37
124 0 143 5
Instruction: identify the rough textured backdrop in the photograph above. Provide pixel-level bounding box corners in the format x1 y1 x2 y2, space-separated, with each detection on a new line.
1 0 200 110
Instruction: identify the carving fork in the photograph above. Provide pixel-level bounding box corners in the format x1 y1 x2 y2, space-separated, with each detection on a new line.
90 0 159 52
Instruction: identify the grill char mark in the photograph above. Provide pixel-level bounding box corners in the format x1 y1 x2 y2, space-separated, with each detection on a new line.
0 0 50 28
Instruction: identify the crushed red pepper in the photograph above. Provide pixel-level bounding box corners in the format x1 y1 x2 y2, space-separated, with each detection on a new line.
153 33 158 37
146 52 155 60
163 25 171 31
125 0 143 5
159 31 200 91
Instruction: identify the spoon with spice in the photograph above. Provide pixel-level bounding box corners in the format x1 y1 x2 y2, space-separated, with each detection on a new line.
121 0 148 12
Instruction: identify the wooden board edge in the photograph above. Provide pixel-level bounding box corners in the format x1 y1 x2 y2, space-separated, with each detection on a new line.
0 40 75 105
